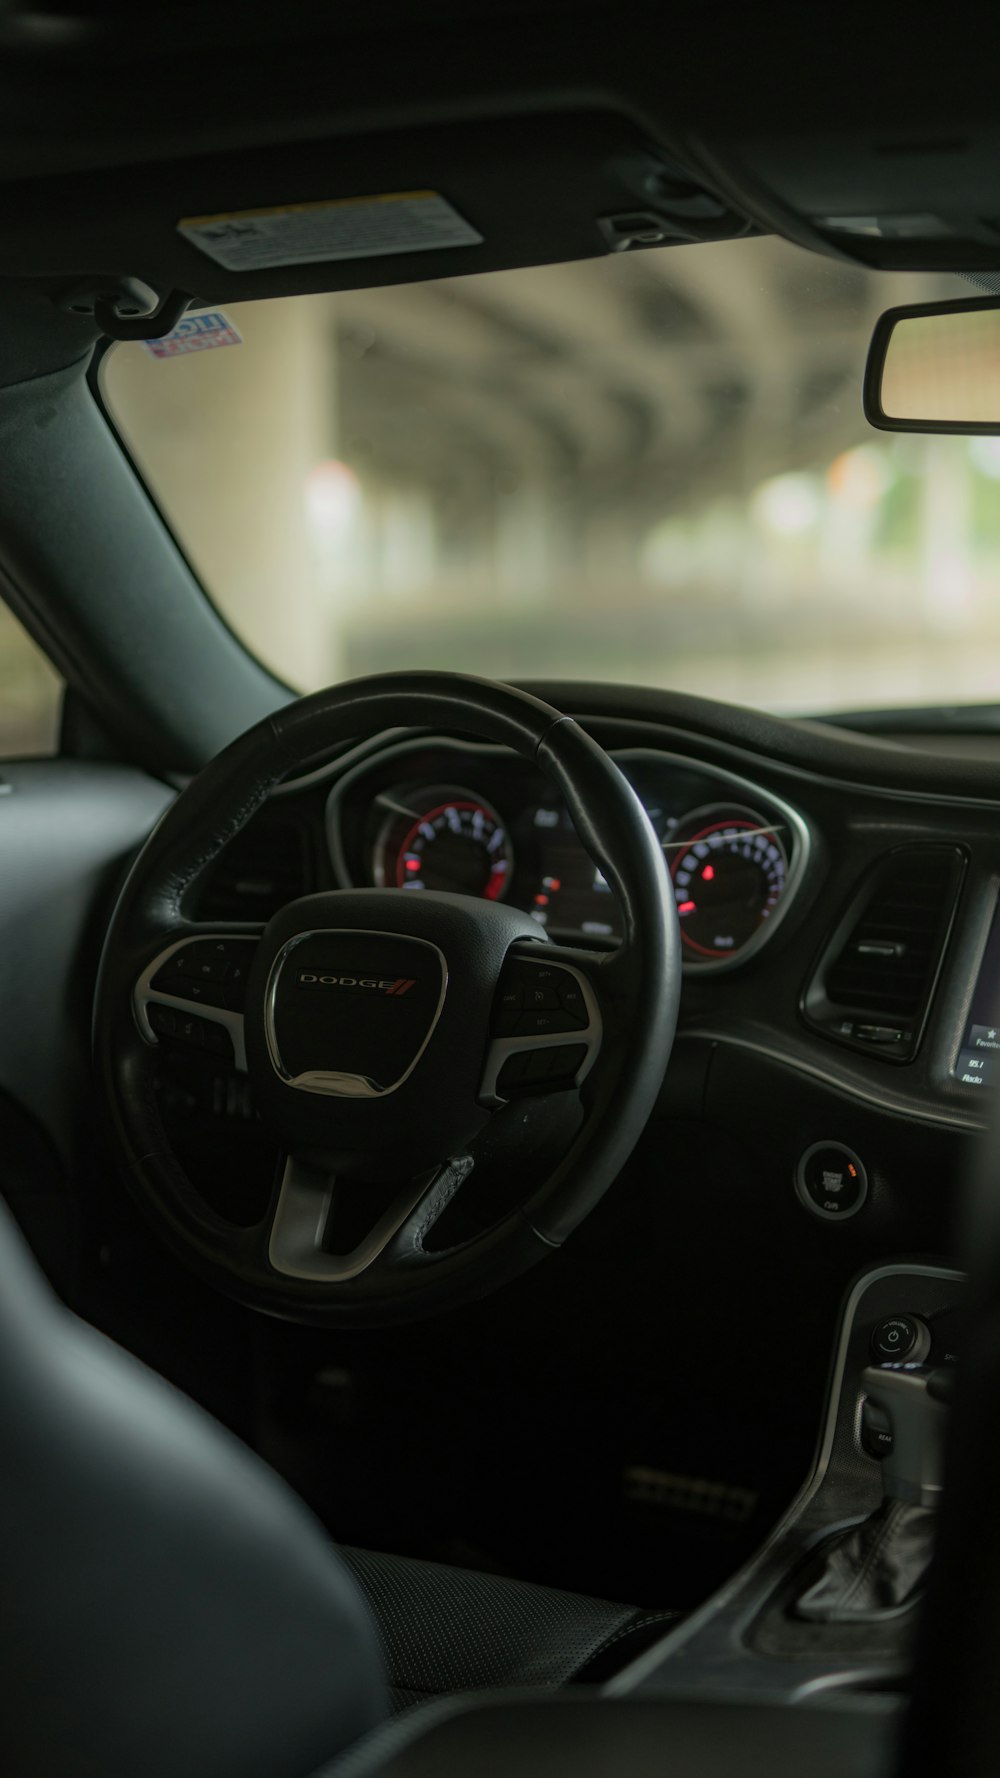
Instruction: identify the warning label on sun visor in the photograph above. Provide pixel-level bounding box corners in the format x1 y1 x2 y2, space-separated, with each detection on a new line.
177 191 483 272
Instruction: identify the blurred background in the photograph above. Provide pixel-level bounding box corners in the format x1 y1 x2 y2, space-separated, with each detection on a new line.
1 234 987 755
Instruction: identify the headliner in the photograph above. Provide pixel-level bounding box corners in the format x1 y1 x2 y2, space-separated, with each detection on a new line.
0 6 995 310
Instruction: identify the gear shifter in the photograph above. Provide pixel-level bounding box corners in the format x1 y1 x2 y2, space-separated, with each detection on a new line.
861 1362 953 1507
794 1362 954 1623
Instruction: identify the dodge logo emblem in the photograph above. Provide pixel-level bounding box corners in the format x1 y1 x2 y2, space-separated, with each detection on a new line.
296 971 416 996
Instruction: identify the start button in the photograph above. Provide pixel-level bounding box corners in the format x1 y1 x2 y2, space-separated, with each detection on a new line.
795 1141 868 1222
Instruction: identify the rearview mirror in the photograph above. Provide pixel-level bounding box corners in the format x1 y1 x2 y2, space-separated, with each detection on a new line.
865 296 1000 433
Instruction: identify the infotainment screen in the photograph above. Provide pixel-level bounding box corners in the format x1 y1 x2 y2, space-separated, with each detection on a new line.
955 899 1000 1089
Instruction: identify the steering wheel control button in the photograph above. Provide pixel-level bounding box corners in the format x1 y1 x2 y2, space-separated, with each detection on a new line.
492 959 589 1036
795 1141 868 1222
175 948 228 982
148 1003 234 1061
497 1043 588 1096
151 969 228 1008
546 1043 587 1082
525 982 561 1010
483 951 601 1104
493 986 525 1034
871 1315 931 1364
150 938 258 1012
515 1007 580 1037
556 979 587 1021
499 1049 550 1091
222 965 249 1010
147 1003 179 1038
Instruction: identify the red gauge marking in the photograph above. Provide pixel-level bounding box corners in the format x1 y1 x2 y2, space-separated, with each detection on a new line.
669 817 779 960
678 900 696 915
396 801 488 886
702 864 715 881
394 798 510 903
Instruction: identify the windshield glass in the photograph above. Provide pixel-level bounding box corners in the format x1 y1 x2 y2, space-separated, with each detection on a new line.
102 237 981 716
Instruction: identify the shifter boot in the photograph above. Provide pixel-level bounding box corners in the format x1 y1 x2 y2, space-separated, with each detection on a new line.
795 1499 937 1622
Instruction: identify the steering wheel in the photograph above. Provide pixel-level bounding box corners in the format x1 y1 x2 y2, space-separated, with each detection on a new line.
95 673 680 1325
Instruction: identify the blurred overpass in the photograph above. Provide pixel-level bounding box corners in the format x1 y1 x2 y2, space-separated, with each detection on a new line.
333 238 906 515
106 238 973 709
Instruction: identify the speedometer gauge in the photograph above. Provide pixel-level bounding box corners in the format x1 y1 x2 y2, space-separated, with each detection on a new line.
669 805 787 961
373 786 513 901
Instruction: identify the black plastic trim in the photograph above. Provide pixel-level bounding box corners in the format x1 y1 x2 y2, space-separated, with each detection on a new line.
89 339 302 715
0 356 292 774
801 844 967 1066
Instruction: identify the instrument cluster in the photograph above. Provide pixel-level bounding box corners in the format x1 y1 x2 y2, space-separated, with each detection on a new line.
328 741 809 968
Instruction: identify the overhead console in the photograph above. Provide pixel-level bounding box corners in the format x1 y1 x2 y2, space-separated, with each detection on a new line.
686 126 1000 274
673 24 1000 279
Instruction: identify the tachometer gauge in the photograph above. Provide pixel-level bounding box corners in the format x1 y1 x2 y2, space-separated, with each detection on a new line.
373 786 513 901
668 805 788 962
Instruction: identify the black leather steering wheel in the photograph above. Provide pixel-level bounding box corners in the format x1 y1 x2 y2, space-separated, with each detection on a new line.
95 673 681 1325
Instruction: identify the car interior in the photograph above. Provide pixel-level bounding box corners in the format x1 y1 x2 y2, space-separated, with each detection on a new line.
6 7 1000 1777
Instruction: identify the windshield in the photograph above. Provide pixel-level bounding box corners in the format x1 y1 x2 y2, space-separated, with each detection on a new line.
102 237 982 716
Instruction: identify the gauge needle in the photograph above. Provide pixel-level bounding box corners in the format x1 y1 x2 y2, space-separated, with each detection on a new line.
375 792 429 823
660 823 786 853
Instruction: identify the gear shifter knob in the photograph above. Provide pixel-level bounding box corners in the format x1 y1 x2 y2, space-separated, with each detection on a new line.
860 1362 953 1508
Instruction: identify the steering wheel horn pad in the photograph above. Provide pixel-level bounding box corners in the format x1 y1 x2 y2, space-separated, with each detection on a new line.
248 888 544 1176
95 672 681 1325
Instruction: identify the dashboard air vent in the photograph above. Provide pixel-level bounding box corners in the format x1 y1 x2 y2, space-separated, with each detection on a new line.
193 817 312 923
802 844 965 1062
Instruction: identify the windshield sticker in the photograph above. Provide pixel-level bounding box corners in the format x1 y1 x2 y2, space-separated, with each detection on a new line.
177 191 483 272
143 310 243 359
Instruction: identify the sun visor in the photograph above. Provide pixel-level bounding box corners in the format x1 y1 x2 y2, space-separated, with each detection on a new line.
0 113 752 320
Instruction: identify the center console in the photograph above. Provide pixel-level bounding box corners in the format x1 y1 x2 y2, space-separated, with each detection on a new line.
340 1261 959 1778
610 1260 965 1702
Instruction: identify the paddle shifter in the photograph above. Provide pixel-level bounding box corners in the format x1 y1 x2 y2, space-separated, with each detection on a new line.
795 1362 954 1622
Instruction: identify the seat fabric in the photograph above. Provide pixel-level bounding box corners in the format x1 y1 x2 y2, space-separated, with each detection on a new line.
340 1545 680 1711
0 1198 677 1778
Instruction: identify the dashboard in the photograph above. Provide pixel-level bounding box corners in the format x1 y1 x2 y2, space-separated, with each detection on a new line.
326 739 809 970
199 690 1000 1161
153 682 1000 1223
5 682 999 1371
2 688 990 1597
